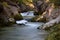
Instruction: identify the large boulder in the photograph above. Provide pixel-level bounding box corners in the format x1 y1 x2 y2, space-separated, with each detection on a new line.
0 0 23 26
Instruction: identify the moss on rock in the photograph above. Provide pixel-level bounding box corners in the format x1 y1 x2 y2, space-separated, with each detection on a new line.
50 0 60 6
45 24 60 40
46 31 60 40
14 14 23 20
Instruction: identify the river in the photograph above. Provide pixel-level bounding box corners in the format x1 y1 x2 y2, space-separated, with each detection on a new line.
0 11 48 40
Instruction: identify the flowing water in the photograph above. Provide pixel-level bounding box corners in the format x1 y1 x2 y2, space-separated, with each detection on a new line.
0 11 48 40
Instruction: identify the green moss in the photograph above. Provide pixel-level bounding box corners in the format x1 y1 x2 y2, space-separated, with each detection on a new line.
2 2 9 7
14 14 23 20
18 0 23 4
50 0 60 6
45 24 60 40
46 31 60 40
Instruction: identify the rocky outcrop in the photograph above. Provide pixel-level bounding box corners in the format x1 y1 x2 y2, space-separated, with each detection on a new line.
0 0 49 26
37 3 60 29
37 0 60 40
0 0 23 26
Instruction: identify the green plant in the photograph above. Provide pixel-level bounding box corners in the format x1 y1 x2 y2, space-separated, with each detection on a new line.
45 24 60 40
50 0 60 6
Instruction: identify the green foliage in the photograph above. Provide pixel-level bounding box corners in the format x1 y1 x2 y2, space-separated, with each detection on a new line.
2 2 9 7
46 31 60 40
18 0 23 4
45 24 60 40
50 0 60 6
